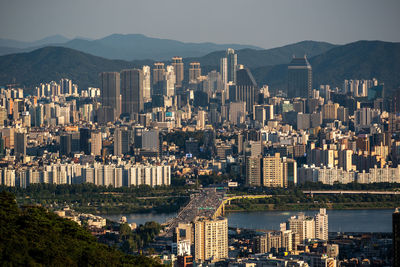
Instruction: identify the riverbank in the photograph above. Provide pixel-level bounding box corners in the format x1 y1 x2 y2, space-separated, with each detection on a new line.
225 201 399 212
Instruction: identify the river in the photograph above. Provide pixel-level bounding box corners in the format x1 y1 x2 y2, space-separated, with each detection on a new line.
103 209 395 232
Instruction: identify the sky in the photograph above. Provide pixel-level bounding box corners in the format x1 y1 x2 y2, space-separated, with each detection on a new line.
0 0 399 49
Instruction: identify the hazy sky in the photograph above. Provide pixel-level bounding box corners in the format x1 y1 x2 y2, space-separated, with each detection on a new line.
1 0 399 48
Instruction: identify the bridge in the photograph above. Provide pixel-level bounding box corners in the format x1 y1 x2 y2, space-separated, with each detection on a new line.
303 190 400 196
162 190 272 237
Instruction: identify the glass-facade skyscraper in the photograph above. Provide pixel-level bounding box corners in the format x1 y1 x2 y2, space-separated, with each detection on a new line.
287 55 312 99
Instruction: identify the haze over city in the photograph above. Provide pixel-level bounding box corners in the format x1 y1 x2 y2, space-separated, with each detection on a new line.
1 0 400 48
1 0 400 266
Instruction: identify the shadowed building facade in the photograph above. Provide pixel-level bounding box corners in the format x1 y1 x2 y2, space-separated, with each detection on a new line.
100 72 121 121
121 69 144 118
287 56 312 99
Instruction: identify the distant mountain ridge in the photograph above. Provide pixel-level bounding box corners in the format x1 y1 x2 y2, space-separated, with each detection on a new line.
0 40 398 94
0 33 262 60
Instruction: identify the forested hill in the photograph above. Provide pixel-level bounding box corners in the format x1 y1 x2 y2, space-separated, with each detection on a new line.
0 191 163 266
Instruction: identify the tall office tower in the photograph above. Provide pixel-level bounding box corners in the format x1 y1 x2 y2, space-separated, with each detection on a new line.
220 57 228 87
100 72 121 120
114 127 131 156
14 132 27 157
152 62 165 96
230 67 258 113
142 66 151 101
60 78 72 95
120 69 144 117
226 48 237 83
189 62 201 82
194 217 228 262
172 57 184 89
287 55 312 99
315 208 328 241
165 65 176 97
283 158 297 186
246 156 262 186
393 208 400 267
90 131 102 156
262 153 283 187
80 128 90 155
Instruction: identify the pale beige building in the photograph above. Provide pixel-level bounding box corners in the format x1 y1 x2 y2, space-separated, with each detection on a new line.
194 217 228 262
262 153 283 187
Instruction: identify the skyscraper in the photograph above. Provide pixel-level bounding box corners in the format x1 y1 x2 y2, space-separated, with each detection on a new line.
226 48 237 83
220 57 228 87
164 65 176 97
142 66 151 102
287 55 312 99
189 62 201 82
14 131 27 157
194 217 228 262
114 127 131 156
172 57 184 89
79 128 90 155
120 69 144 118
231 67 258 113
152 62 165 96
100 72 121 120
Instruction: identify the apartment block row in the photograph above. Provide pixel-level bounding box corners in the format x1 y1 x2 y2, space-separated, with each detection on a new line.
298 165 400 185
0 163 171 188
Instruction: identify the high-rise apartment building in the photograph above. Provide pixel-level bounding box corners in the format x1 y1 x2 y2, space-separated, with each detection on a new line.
120 69 144 118
246 156 262 186
338 150 353 171
262 153 283 187
194 217 228 262
288 213 315 244
287 56 312 99
100 72 121 121
315 208 328 241
189 62 201 82
172 57 184 89
90 131 102 156
60 78 72 95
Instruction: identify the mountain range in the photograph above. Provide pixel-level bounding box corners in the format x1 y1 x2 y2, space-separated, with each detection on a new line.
0 34 261 60
0 39 399 94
